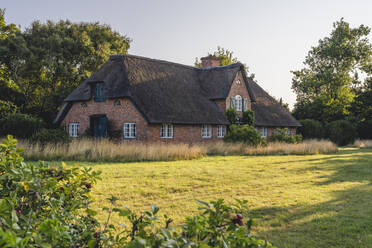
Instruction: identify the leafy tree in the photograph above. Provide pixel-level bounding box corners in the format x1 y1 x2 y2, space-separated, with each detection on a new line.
291 19 372 122
0 9 21 105
349 79 372 123
0 99 18 119
195 46 255 79
0 19 131 126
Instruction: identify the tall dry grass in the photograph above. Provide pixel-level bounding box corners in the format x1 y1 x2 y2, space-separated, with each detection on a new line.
353 140 372 148
17 138 338 162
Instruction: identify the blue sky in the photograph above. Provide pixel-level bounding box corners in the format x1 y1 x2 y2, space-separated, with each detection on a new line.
2 0 372 108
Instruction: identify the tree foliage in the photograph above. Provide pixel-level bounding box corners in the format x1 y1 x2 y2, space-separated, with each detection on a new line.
292 19 372 122
194 46 254 79
242 110 255 126
326 120 357 146
0 18 131 125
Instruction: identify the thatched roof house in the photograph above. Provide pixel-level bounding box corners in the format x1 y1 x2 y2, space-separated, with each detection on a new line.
55 54 300 142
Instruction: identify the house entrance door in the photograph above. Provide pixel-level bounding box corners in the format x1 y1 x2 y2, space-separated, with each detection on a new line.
90 115 107 138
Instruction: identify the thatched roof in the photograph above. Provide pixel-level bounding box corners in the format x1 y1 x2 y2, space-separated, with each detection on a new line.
55 54 300 127
250 80 301 127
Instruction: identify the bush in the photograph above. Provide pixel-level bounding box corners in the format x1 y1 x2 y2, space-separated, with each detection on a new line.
31 128 71 145
224 124 264 146
0 100 18 119
225 108 237 124
0 113 44 139
298 119 324 139
326 120 357 146
357 120 372 139
0 135 274 247
268 128 300 144
242 110 255 126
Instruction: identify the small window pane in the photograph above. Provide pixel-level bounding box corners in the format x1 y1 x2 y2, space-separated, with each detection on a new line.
69 123 79 137
123 123 136 138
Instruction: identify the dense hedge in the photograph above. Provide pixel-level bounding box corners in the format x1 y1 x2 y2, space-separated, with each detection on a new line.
30 128 71 145
0 136 274 247
0 113 44 139
357 120 372 139
326 120 357 146
224 124 264 146
268 128 302 144
298 119 324 139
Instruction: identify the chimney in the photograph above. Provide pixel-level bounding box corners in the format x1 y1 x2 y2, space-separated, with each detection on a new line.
200 55 220 68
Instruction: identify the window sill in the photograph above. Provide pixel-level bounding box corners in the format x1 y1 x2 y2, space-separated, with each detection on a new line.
161 137 173 139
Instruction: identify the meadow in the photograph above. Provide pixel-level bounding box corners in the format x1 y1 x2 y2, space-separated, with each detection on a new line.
20 139 337 162
35 146 372 248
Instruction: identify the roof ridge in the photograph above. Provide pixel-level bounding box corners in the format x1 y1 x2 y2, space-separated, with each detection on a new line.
111 54 196 70
110 54 243 71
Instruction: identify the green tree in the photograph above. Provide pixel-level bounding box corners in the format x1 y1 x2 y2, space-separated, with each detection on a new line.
0 19 131 126
195 46 255 79
0 9 22 104
291 19 372 122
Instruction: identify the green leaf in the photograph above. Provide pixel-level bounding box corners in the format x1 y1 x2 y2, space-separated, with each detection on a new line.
151 204 160 215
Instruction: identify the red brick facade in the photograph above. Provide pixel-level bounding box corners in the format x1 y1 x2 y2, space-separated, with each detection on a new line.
62 98 226 143
62 69 297 143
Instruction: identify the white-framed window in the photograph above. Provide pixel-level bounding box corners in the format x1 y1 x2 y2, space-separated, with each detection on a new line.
202 125 212 138
236 79 241 84
68 122 79 137
235 95 242 111
161 124 173 138
259 127 267 138
123 123 136 139
217 125 226 138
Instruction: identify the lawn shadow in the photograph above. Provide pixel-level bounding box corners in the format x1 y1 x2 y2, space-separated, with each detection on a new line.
254 148 372 248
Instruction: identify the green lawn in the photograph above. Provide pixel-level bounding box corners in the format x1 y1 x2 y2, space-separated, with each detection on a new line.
44 148 372 247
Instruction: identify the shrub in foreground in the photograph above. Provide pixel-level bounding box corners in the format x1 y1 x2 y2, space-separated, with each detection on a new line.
0 136 274 247
30 128 71 145
268 128 302 144
224 124 264 146
326 120 357 146
0 113 44 139
298 119 324 139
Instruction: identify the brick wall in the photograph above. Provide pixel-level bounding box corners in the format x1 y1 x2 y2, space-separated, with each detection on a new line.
62 98 227 143
226 71 251 117
146 124 224 143
62 98 147 140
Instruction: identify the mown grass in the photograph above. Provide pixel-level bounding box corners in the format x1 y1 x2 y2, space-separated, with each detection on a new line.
34 147 372 248
19 139 337 162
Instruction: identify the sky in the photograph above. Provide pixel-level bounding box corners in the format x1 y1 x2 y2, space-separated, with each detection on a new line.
2 0 372 109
